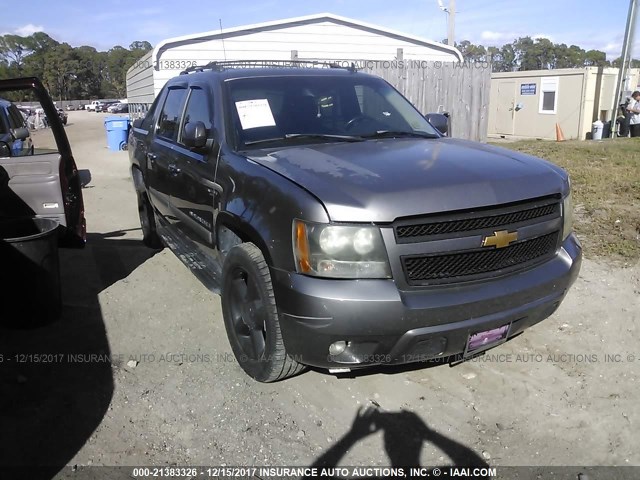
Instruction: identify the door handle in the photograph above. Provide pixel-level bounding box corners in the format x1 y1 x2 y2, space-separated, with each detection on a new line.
147 153 157 162
168 164 181 176
200 178 223 194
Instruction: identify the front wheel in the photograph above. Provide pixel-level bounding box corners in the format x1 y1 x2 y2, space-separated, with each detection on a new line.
221 243 305 382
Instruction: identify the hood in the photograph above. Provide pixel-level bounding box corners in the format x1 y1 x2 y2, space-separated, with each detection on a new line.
246 138 568 223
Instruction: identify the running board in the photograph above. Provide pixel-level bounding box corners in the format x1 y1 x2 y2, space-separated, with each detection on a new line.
329 368 352 374
157 224 223 294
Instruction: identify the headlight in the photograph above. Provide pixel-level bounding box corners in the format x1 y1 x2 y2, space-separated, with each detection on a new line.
562 191 573 240
293 220 391 279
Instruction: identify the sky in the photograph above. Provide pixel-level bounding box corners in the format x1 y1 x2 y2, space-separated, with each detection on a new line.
1 0 638 59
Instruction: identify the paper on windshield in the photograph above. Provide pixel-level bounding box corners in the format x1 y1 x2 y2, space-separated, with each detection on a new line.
235 99 276 130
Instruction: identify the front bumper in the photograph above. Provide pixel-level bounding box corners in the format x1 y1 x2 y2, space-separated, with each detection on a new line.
270 234 582 369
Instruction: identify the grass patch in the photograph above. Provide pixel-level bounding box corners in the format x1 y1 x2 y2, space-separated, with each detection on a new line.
491 138 640 262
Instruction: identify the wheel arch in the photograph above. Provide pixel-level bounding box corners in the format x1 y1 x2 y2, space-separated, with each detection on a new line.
131 164 147 194
215 212 274 267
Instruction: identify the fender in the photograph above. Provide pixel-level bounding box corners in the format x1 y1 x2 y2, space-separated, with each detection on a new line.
213 155 330 271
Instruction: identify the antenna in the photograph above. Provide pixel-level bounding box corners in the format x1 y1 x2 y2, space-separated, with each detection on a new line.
219 19 227 61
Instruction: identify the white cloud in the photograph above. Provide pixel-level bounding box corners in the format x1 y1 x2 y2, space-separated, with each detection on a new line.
480 30 519 44
479 30 554 45
14 24 44 36
136 20 175 39
601 40 640 60
602 42 622 56
94 7 163 22
532 33 553 42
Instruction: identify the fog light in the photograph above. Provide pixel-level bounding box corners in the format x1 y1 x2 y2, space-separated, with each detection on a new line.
329 341 347 356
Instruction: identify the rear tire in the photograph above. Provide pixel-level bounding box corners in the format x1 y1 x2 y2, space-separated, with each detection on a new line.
136 190 163 249
221 243 305 382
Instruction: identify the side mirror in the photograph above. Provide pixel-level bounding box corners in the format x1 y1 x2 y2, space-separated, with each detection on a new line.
183 121 207 149
0 141 11 157
11 127 30 141
425 113 449 136
132 118 143 129
78 169 92 188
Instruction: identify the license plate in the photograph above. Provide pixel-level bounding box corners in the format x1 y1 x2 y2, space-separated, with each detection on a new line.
464 324 510 356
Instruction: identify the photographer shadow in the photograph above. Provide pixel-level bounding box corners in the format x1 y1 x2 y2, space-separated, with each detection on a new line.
308 406 490 480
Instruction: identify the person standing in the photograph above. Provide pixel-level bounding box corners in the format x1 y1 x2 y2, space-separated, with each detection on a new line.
627 91 640 137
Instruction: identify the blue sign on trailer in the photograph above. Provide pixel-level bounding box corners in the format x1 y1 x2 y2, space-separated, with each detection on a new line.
521 83 537 95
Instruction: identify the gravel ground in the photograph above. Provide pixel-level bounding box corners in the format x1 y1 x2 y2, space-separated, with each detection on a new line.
1 112 639 479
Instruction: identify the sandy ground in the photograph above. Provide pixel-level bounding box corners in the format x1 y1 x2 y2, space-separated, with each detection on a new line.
1 111 639 479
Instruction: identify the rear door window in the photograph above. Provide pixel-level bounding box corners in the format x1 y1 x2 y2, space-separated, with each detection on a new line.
8 106 26 129
0 107 9 134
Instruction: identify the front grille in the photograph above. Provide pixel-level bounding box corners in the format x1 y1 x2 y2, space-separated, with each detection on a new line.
395 200 559 242
402 232 559 285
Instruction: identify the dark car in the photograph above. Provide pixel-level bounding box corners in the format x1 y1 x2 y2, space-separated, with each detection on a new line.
0 77 86 246
98 101 118 112
0 98 33 156
129 62 581 382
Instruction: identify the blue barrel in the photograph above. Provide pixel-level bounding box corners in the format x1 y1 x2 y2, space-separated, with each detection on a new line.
104 116 130 151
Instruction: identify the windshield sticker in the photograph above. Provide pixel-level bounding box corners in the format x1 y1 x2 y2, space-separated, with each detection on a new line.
235 99 276 130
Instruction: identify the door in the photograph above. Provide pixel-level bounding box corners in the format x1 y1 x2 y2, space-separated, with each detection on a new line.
0 77 85 246
147 86 188 222
171 85 220 246
495 81 516 135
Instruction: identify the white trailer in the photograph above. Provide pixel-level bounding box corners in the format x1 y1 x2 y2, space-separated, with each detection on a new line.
126 12 462 116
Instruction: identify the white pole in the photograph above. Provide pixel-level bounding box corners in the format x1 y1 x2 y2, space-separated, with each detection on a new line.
611 0 637 137
448 0 456 46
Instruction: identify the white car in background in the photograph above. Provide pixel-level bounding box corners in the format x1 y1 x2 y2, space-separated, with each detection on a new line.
86 100 103 112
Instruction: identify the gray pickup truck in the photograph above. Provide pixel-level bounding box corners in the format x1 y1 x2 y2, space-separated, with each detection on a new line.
128 62 581 382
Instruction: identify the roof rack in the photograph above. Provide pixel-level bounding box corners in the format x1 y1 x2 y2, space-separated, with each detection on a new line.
179 59 357 75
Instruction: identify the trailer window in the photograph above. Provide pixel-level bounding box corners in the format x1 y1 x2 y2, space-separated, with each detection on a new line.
539 77 558 114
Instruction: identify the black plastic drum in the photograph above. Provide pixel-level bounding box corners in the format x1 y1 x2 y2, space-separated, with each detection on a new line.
1 217 61 324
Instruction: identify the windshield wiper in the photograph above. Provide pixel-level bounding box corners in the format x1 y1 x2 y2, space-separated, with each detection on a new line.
361 130 439 139
285 133 364 142
243 137 286 146
244 133 363 146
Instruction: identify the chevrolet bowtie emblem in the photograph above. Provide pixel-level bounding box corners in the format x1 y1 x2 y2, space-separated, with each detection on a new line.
482 230 518 249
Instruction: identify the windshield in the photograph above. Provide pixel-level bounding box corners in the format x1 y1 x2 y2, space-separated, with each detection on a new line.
225 74 439 149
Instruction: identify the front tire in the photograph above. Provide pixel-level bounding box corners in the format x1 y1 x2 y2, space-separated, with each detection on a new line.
221 243 304 382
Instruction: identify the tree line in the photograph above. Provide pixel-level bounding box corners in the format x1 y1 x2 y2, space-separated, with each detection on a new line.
1 31 636 102
0 32 151 101
454 37 638 71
